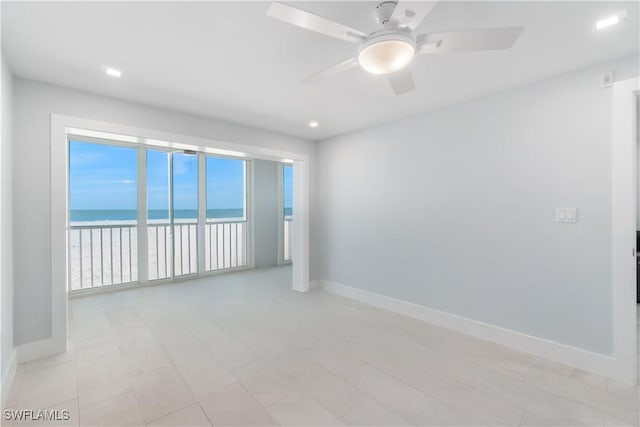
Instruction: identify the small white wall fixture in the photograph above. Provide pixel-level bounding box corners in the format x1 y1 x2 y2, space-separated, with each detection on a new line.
43 114 311 362
611 77 639 384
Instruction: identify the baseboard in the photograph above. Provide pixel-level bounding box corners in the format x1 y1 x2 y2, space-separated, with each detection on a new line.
1 348 16 409
15 337 65 364
318 280 627 383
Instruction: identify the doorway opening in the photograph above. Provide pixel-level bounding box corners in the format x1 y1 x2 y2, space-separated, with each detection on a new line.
49 115 311 360
612 77 640 384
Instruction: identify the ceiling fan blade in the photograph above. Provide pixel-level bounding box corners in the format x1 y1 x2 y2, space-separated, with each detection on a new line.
303 57 359 84
417 26 524 53
267 2 367 44
388 68 415 95
390 1 438 31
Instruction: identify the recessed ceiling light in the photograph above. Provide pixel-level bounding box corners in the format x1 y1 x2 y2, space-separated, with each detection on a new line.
105 67 122 78
596 11 626 30
308 121 319 128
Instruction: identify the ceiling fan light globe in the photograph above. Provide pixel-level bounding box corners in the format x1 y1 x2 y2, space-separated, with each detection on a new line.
358 39 415 75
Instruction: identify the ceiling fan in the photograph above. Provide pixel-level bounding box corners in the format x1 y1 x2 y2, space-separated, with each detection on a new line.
266 1 524 95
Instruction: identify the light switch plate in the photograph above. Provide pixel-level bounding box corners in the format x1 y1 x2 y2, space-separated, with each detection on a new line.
556 207 577 223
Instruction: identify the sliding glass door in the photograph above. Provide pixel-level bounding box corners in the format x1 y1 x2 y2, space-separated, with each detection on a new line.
204 155 247 271
147 149 198 280
68 140 139 290
171 152 199 277
68 139 249 291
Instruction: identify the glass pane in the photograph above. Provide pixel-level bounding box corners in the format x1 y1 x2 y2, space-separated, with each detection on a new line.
283 164 293 261
173 152 199 276
205 156 246 271
147 150 170 222
283 164 293 217
206 157 245 220
147 150 172 280
68 140 138 290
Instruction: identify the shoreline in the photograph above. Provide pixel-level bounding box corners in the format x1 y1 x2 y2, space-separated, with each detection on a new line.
69 216 291 227
69 218 246 227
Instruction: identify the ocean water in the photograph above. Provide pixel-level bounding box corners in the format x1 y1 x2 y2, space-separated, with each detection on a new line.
70 208 293 222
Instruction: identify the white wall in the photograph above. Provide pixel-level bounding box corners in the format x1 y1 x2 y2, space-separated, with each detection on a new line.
1 55 15 389
315 55 639 356
12 78 315 347
254 160 279 268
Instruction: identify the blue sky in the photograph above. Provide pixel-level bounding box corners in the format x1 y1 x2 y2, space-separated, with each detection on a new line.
70 141 246 213
283 164 292 210
69 141 138 210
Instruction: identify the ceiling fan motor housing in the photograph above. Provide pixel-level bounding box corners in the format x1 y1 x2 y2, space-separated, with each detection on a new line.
359 30 416 54
376 1 398 26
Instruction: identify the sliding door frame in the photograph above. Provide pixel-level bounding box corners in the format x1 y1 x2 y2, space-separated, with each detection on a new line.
277 162 292 265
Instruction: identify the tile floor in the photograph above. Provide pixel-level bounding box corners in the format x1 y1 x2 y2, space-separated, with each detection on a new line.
3 266 639 426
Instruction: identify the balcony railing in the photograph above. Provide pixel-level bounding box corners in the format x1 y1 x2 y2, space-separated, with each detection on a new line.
68 224 138 291
205 220 247 272
284 216 292 261
147 222 198 281
69 219 247 291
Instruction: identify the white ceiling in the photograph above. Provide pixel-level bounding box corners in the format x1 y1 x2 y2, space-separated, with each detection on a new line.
2 1 638 140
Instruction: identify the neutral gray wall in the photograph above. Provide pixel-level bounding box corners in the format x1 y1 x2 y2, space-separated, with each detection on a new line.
1 55 14 386
315 55 639 356
254 160 280 268
12 78 315 347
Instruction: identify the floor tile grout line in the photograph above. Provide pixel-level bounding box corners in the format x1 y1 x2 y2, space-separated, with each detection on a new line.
118 317 147 426
133 310 197 425
193 401 215 427
219 323 357 424
232 352 414 427
13 360 79 414
142 337 210 427
336 344 486 421
457 355 631 422
336 361 462 425
143 400 201 426
516 409 526 427
264 346 414 425
72 331 81 427
82 306 150 425
446 355 617 420
232 372 283 426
